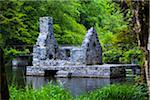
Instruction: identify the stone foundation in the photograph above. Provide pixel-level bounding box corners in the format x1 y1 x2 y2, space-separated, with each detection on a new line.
26 64 126 78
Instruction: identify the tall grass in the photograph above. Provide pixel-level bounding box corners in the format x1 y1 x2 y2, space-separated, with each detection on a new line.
77 84 148 100
9 83 148 100
9 83 72 100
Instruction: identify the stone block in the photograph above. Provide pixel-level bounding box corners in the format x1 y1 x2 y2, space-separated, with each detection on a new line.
32 59 40 66
71 48 85 64
39 17 53 34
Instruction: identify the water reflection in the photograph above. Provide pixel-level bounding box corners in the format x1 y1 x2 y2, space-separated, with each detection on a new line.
6 66 133 96
6 66 26 88
26 76 125 96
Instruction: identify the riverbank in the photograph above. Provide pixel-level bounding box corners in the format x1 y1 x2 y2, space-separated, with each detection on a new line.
9 83 148 100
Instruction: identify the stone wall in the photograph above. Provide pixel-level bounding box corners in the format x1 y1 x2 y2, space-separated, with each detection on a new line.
27 64 126 78
34 17 63 60
71 27 102 65
71 48 84 65
32 17 102 66
27 17 105 77
32 17 66 66
81 27 102 65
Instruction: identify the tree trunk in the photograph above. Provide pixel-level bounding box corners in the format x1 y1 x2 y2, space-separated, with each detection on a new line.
0 48 9 100
133 0 150 97
147 32 150 96
114 0 150 97
143 48 150 96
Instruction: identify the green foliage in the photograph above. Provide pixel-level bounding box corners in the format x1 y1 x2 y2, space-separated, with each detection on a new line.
77 84 147 100
43 0 86 45
9 83 72 100
103 48 122 64
120 48 144 65
9 83 148 100
0 0 128 47
0 1 36 46
1 0 142 64
103 47 143 64
4 48 30 61
78 0 141 64
0 0 86 61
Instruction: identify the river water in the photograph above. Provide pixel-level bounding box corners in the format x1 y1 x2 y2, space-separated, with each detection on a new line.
6 66 134 96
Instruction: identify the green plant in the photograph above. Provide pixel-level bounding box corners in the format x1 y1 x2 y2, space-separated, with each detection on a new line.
77 84 148 100
9 83 72 100
4 48 30 62
119 48 144 65
9 83 148 100
103 47 143 64
103 48 123 64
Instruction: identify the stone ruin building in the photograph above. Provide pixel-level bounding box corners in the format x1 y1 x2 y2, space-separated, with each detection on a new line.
26 17 126 78
32 17 102 66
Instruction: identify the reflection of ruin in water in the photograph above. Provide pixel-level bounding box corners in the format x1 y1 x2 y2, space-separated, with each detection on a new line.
26 76 126 96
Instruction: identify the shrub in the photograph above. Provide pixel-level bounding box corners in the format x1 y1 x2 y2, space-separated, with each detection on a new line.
103 47 143 65
103 48 122 64
9 83 72 100
4 48 30 63
9 83 147 100
119 48 144 65
77 84 147 100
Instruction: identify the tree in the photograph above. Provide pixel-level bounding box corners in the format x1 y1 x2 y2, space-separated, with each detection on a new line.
115 0 150 96
129 0 149 96
0 0 86 62
0 48 9 100
1 0 141 67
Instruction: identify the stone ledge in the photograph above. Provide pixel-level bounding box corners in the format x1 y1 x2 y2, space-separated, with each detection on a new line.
26 64 127 78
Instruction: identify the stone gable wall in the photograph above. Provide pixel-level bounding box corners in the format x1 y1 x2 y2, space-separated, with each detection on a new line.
32 17 102 67
71 27 102 65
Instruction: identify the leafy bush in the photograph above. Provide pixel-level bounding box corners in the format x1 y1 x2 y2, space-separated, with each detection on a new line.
103 47 143 64
103 48 123 64
4 48 30 62
9 83 148 100
77 84 148 100
1 0 133 63
119 48 144 65
9 83 72 100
